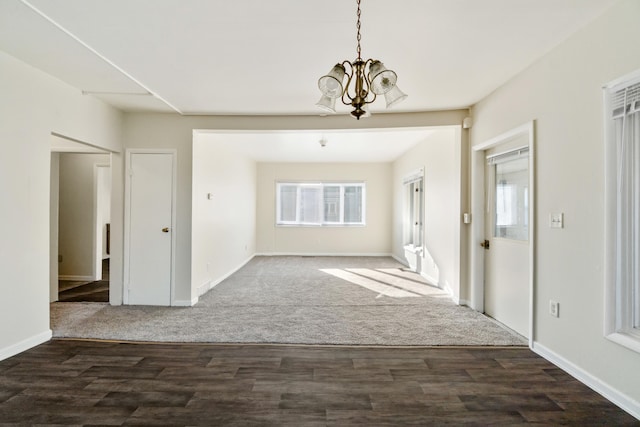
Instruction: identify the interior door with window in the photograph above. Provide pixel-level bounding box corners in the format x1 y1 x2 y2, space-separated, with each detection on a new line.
484 146 530 338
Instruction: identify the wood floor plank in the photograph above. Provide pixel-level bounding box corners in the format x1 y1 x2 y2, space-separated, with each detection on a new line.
0 339 636 425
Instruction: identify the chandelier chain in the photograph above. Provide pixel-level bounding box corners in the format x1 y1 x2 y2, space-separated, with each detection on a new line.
356 0 362 60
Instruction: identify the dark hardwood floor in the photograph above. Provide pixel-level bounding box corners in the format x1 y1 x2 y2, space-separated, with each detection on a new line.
0 340 636 425
58 259 109 303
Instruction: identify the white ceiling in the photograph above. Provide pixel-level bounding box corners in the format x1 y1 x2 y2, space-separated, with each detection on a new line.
0 0 620 116
196 127 452 163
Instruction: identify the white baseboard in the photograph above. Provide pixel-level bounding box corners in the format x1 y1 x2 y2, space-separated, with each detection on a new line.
173 298 198 307
391 254 409 266
420 272 439 287
197 280 212 298
0 329 52 361
255 252 393 257
58 275 94 282
532 341 640 420
195 254 256 301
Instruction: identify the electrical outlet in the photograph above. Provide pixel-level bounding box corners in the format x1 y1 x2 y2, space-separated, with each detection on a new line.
549 300 560 317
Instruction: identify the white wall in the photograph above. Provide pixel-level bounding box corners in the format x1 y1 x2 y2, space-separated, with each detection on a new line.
58 153 110 279
119 111 467 305
392 128 461 299
256 162 392 255
0 51 122 361
192 135 256 299
470 0 640 413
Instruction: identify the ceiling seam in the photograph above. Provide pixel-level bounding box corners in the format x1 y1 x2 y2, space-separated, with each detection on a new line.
19 0 183 114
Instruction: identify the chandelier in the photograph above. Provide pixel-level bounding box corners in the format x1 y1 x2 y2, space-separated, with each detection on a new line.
316 0 407 119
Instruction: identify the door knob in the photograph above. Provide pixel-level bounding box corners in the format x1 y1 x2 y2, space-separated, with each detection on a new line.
480 239 490 250
162 227 170 233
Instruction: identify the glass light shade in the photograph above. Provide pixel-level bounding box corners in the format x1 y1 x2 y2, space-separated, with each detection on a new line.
384 84 408 108
318 64 346 99
315 95 337 113
369 61 398 95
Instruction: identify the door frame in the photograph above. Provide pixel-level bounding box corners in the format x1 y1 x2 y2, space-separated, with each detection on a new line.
470 121 535 346
93 162 111 282
123 149 177 305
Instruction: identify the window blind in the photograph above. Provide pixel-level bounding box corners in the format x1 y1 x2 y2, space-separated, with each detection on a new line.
486 146 529 166
611 82 640 118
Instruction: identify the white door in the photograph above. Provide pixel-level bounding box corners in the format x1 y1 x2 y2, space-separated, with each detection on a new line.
483 146 530 338
126 152 174 306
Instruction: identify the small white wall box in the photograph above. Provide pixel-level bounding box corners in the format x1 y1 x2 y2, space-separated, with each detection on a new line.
549 212 564 228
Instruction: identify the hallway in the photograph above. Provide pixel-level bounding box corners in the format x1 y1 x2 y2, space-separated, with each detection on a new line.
58 259 109 303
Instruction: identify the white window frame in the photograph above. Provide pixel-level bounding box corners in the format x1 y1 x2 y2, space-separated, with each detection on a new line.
402 168 424 249
604 69 640 353
276 181 366 227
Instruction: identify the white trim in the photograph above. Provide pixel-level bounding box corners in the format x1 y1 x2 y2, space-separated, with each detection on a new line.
441 281 460 304
173 298 199 307
603 68 640 92
0 330 52 361
391 254 409 266
420 272 439 287
392 254 458 303
58 275 94 282
458 298 471 307
197 280 212 298
532 341 640 420
403 167 424 185
197 255 256 299
123 149 177 306
471 121 536 346
603 72 640 353
256 252 393 257
606 332 640 354
93 163 110 282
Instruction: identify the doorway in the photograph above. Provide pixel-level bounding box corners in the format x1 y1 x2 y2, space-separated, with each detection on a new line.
402 168 424 273
470 122 535 343
484 146 529 337
50 135 112 303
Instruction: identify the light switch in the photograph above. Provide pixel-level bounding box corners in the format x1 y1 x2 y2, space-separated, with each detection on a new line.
207 193 213 200
549 212 564 229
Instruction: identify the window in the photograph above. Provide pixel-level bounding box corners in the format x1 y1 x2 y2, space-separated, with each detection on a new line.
490 154 529 241
604 71 640 352
402 171 423 248
276 182 365 226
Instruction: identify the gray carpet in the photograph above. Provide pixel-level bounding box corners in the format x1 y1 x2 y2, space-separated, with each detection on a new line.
51 256 526 346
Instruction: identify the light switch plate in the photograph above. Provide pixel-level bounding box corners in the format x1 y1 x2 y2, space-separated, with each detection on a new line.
549 300 560 317
549 212 564 228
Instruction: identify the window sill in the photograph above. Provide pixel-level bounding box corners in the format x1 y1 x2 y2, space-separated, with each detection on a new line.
606 331 640 354
276 223 365 228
